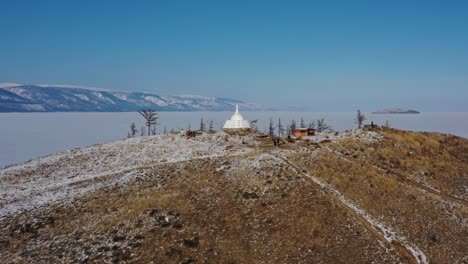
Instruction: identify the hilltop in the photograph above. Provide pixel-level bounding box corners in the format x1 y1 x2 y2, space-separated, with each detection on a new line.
0 128 467 263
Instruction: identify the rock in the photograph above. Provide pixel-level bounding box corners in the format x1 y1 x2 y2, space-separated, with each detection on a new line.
112 234 126 242
172 221 183 229
156 216 172 227
78 253 89 264
429 233 440 243
134 234 144 240
145 208 159 216
129 241 141 248
165 247 183 257
150 210 180 228
14 216 55 234
180 257 195 264
312 229 321 238
183 237 200 248
242 191 259 199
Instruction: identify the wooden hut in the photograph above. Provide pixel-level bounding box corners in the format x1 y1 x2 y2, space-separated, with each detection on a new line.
294 128 315 137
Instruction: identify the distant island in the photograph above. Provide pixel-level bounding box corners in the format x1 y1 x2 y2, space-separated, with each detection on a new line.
372 108 420 114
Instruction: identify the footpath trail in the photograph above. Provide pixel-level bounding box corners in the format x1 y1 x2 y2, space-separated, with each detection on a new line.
268 152 428 264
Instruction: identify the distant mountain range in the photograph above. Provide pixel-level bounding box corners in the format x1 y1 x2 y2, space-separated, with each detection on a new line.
0 84 267 112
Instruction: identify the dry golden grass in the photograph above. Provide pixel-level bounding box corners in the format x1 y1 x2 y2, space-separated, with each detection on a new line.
289 128 468 263
1 154 403 263
1 129 466 263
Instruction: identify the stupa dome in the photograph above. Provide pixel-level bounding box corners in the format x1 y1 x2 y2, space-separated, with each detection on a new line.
223 104 251 130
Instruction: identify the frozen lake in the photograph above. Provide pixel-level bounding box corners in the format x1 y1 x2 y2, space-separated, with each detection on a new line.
1 111 467 168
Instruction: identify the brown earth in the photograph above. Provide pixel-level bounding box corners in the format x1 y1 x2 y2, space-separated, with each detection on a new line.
0 128 466 263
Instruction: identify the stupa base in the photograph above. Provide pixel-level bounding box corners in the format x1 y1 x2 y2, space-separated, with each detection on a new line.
223 128 252 135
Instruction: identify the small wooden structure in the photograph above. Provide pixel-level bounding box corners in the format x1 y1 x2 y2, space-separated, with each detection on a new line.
294 128 315 137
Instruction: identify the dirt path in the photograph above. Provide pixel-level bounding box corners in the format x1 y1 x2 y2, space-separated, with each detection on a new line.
270 153 428 264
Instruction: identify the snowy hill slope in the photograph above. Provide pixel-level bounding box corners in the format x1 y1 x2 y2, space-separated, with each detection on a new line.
0 89 45 112
0 132 256 218
0 128 467 263
0 84 267 112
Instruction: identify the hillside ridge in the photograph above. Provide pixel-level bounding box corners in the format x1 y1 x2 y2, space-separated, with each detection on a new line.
0 84 267 112
0 128 466 263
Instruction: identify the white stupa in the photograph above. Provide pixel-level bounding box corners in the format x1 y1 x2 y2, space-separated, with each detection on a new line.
223 104 251 130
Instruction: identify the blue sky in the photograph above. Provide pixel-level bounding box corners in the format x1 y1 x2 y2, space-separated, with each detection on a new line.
1 0 467 111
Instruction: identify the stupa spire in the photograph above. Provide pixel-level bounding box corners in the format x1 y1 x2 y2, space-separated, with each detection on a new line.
223 104 251 130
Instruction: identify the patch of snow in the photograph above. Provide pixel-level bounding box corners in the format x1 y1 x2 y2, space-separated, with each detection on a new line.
215 165 227 172
111 92 129 101
92 92 115 104
0 95 18 100
74 94 90 101
143 96 168 106
176 94 212 100
22 104 45 111
302 129 384 144
63 95 77 102
4 88 33 100
0 132 254 218
0 83 22 88
38 84 113 91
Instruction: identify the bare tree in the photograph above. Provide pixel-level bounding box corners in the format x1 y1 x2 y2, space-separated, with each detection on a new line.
288 119 296 135
151 126 156 135
355 110 366 129
316 118 332 132
308 120 316 129
129 123 138 137
138 109 159 136
199 118 205 132
209 120 215 132
278 118 284 136
384 120 391 128
300 117 306 128
250 119 258 131
140 126 145 136
268 118 276 136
